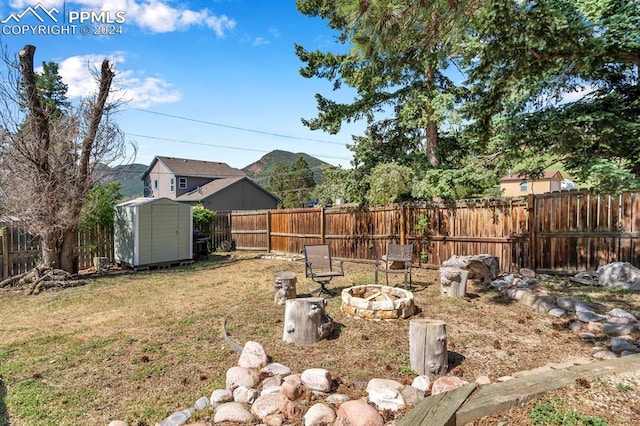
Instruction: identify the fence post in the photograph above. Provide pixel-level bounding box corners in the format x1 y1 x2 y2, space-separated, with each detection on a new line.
528 195 536 271
400 204 407 245
266 210 272 253
2 228 8 279
320 207 325 243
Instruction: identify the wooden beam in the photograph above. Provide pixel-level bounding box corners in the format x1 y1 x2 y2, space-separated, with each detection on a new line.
398 383 477 426
456 354 640 425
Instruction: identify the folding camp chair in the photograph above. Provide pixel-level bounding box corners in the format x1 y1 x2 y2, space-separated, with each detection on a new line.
303 244 344 296
374 243 414 289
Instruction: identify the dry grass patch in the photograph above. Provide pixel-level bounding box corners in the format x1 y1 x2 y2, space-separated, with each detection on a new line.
1 252 639 425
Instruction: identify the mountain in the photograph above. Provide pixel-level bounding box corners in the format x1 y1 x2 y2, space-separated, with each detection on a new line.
242 150 332 187
100 163 147 200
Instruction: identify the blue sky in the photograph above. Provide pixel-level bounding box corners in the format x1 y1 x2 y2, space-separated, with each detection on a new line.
0 0 361 170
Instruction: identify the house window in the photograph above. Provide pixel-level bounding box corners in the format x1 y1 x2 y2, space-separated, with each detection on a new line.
170 178 175 192
153 179 158 190
520 180 528 192
178 177 187 189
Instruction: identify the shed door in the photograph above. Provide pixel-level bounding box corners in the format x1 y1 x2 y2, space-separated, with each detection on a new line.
151 205 180 263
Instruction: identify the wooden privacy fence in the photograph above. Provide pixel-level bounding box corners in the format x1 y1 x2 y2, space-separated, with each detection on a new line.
0 225 113 280
1 191 636 279
220 190 639 274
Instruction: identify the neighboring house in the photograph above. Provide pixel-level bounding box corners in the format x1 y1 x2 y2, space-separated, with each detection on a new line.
142 156 278 210
500 171 564 197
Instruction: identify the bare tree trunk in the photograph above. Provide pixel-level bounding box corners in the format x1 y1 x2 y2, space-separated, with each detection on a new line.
40 234 57 268
424 64 440 168
14 45 117 274
19 45 51 172
426 118 439 167
59 227 77 273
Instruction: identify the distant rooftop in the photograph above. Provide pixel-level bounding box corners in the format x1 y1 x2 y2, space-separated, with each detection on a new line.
145 156 246 179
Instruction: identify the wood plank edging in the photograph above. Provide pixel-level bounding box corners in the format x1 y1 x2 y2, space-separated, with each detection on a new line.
398 382 478 426
455 353 640 425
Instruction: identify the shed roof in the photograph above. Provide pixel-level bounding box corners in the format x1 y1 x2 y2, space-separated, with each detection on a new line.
143 156 246 179
501 171 563 182
116 196 183 207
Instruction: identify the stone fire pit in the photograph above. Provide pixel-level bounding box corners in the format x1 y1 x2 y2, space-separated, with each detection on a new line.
341 285 415 320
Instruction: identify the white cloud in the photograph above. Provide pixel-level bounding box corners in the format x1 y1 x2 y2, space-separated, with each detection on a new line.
57 53 181 107
268 27 280 38
252 37 270 47
118 75 182 107
561 85 597 103
8 0 236 35
204 14 235 37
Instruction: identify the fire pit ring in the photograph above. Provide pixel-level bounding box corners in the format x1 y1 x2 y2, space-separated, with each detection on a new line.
341 285 415 320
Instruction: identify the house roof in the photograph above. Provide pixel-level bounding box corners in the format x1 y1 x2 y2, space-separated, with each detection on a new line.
501 171 563 182
142 156 246 179
175 176 277 202
116 197 180 207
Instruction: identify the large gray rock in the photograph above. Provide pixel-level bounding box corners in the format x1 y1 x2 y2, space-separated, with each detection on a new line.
442 254 499 284
597 262 640 290
602 322 636 336
518 293 556 313
610 337 639 353
607 308 638 321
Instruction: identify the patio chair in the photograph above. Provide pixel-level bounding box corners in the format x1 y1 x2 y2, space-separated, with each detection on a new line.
303 244 344 296
374 243 414 289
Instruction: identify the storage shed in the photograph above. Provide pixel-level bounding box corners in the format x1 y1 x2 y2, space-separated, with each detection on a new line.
114 197 193 267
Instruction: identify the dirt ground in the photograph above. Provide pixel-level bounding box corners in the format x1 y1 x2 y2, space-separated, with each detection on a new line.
1 253 639 425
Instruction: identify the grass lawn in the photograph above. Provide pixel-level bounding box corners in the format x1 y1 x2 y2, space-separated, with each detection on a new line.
1 252 638 425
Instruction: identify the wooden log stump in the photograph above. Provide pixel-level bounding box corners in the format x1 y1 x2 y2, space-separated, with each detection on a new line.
440 267 468 298
283 297 333 344
94 257 110 274
410 319 448 377
274 271 297 305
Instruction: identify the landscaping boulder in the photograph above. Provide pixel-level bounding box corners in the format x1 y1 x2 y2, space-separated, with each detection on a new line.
442 254 499 284
597 262 640 290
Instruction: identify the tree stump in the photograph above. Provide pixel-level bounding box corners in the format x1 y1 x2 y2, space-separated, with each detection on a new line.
410 319 448 377
274 271 297 305
439 267 468 298
93 257 110 274
283 297 334 344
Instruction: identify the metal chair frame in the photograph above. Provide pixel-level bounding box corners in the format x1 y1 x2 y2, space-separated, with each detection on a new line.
303 244 344 296
374 243 414 289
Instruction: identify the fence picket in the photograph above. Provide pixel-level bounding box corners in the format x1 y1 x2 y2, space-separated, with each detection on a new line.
2 190 637 279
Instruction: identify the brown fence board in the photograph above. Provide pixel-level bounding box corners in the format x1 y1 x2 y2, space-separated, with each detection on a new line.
0 225 114 280
218 191 637 274
4 190 636 280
